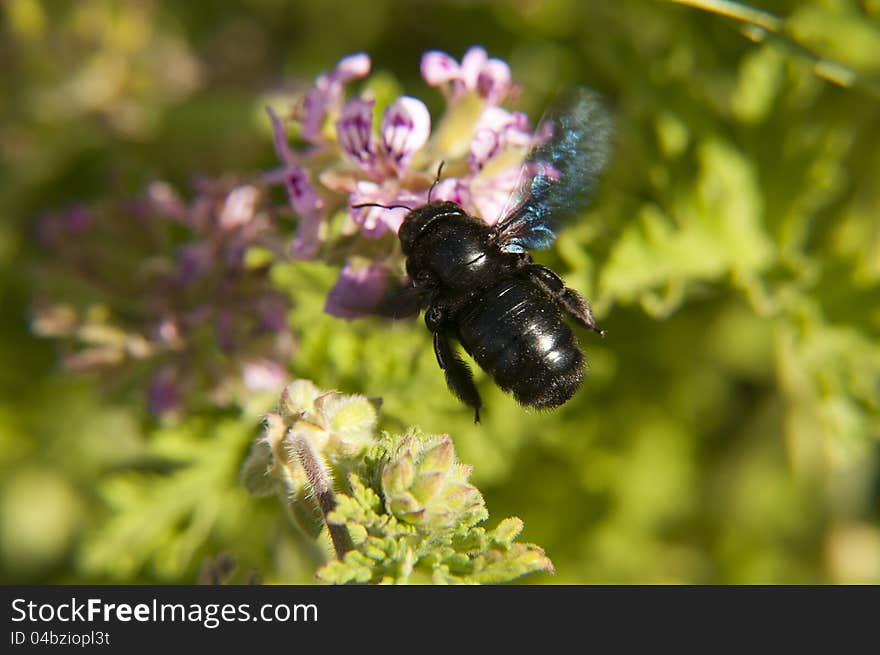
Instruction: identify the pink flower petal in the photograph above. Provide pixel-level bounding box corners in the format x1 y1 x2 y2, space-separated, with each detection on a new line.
477 57 512 104
336 97 378 171
266 106 296 166
476 106 527 136
266 106 325 243
145 181 188 222
147 369 182 416
459 46 489 90
429 177 471 207
469 128 502 173
301 81 335 144
468 108 532 174
350 181 419 238
284 166 323 221
381 96 431 175
219 185 260 230
300 53 371 144
324 262 390 320
335 52 371 82
421 50 461 86
421 46 513 106
291 211 323 259
155 317 182 344
470 167 524 225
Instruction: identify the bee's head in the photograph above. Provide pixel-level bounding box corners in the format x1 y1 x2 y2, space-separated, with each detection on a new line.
398 201 466 255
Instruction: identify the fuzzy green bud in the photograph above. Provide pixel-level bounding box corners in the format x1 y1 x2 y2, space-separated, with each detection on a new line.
381 433 486 531
316 392 377 457
280 379 321 418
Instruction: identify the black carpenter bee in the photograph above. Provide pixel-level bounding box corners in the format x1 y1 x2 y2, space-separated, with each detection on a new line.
357 88 612 422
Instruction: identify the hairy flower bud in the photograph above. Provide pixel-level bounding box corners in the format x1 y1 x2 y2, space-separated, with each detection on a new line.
381 433 486 530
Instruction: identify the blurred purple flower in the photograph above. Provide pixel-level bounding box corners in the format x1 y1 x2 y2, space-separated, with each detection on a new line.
177 242 213 285
324 262 391 320
219 184 260 230
265 107 325 258
421 46 515 105
148 368 182 417
36 205 95 247
32 178 296 417
242 359 287 392
300 52 371 144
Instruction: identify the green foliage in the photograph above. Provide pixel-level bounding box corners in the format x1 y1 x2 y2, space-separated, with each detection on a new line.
81 417 260 581
320 472 553 584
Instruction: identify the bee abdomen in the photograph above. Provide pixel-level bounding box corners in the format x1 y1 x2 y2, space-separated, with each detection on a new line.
456 278 584 408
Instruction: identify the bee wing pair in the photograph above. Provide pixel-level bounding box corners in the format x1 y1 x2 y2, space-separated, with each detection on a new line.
490 87 613 253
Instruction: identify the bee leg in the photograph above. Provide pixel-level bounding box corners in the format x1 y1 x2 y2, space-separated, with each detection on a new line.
433 331 483 423
526 264 605 336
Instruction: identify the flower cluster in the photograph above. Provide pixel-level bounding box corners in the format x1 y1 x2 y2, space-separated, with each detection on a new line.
32 177 294 417
29 47 533 416
266 46 536 319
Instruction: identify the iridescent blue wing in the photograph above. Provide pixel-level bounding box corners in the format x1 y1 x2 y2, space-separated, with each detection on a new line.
490 88 612 253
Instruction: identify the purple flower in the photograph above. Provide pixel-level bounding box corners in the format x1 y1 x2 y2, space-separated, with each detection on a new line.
421 46 515 105
265 106 325 258
324 262 391 320
64 205 94 234
334 96 431 240
336 97 378 171
381 97 431 175
429 177 470 207
34 178 296 417
336 96 431 180
215 310 236 353
300 52 371 144
469 107 532 173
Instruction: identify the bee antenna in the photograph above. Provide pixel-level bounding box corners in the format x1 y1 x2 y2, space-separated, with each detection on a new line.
351 202 414 211
427 161 445 203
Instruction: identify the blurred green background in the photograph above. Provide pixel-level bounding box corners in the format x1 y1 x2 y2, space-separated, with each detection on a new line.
2 0 879 584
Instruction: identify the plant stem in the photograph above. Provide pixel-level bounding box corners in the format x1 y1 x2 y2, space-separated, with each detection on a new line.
667 0 780 31
666 0 873 94
288 428 353 559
